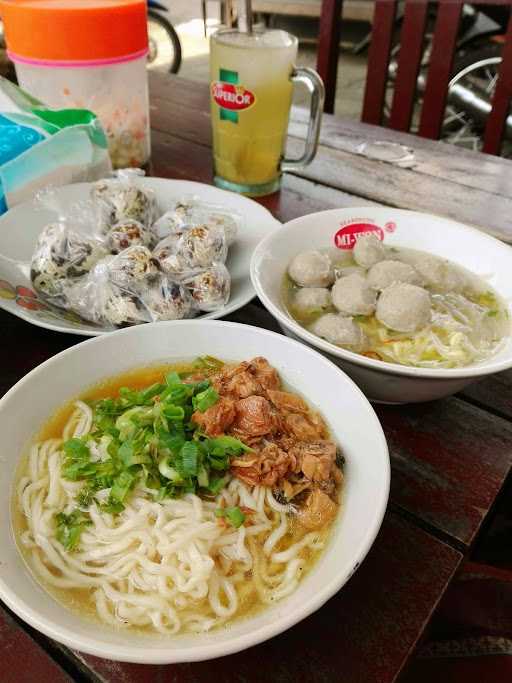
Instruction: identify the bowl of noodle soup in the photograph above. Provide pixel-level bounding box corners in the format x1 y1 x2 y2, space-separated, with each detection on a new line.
0 320 389 663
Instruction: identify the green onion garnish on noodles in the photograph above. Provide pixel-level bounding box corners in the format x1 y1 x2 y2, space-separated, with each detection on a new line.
57 359 250 541
215 506 246 528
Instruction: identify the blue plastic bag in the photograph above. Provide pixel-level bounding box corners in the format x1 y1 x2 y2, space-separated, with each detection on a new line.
0 77 111 213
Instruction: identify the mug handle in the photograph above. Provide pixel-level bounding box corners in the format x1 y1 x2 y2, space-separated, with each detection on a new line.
281 67 325 172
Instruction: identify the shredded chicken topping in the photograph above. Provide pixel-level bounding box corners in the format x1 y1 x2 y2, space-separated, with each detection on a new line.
192 357 343 530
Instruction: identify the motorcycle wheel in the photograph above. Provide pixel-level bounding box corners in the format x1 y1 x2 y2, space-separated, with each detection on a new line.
147 10 182 75
442 45 504 153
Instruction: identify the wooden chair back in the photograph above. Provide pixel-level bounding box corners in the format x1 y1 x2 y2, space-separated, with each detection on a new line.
318 0 512 155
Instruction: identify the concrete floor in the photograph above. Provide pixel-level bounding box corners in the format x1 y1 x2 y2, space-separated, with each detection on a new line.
159 0 368 119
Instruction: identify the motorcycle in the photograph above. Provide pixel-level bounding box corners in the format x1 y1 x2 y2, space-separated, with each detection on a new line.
0 0 182 79
355 4 510 154
147 0 182 75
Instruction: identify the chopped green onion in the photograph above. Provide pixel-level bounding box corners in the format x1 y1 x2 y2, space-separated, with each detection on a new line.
215 506 245 528
55 510 91 551
181 442 199 475
192 387 219 412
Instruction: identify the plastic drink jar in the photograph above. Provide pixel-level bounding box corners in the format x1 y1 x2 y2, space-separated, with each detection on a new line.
210 29 324 196
0 0 150 169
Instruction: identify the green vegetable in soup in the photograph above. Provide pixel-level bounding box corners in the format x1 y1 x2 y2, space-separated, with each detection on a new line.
59 359 253 534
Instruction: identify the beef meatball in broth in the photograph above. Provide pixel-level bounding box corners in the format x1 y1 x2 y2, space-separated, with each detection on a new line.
293 287 332 313
367 260 419 291
376 282 431 333
288 250 334 288
311 313 367 350
398 251 467 293
353 233 386 268
331 273 377 316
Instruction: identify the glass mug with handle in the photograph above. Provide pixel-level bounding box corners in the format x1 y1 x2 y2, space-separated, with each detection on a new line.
210 28 324 196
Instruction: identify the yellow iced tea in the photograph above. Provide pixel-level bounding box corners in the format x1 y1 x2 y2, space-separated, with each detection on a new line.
210 29 298 195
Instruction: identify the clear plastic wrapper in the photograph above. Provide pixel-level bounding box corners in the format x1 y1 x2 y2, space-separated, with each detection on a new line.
153 196 241 246
107 245 161 288
141 275 195 321
182 263 231 312
91 169 158 233
65 250 194 328
106 218 157 254
66 257 151 327
153 224 228 278
30 221 107 305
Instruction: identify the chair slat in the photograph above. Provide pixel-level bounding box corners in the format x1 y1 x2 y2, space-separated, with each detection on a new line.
361 0 398 125
418 0 463 139
389 0 429 131
483 10 512 154
317 0 344 114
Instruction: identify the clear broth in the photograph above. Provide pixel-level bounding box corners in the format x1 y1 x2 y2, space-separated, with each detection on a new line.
283 246 510 368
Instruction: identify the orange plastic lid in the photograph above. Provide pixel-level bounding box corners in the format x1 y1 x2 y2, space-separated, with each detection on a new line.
0 0 148 62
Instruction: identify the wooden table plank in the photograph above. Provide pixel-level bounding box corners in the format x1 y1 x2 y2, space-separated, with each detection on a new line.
149 74 512 241
289 107 512 198
149 74 512 204
150 129 378 221
459 369 512 421
376 398 512 549
71 512 461 683
0 607 72 683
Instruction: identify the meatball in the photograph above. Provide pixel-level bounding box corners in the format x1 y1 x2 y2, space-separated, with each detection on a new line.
331 273 377 316
398 251 466 293
288 250 334 288
31 222 106 303
143 277 194 321
183 263 231 312
108 246 160 288
334 264 367 279
293 287 332 313
367 260 419 291
353 233 386 268
310 313 367 350
106 219 156 254
154 225 227 277
91 179 157 232
376 283 431 333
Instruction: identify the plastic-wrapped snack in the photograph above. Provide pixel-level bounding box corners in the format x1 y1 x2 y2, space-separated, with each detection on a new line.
31 222 107 304
188 207 239 247
152 201 191 239
106 219 157 254
107 246 161 288
91 171 157 232
66 257 150 328
182 263 231 312
153 197 241 246
142 275 195 321
153 224 227 277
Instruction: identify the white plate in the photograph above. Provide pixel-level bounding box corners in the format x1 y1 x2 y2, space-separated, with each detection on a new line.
0 178 281 336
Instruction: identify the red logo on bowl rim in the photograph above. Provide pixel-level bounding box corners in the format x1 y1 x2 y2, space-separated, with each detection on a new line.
334 222 385 250
211 82 256 111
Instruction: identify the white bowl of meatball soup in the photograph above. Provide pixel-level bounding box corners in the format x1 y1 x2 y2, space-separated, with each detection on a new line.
251 208 512 403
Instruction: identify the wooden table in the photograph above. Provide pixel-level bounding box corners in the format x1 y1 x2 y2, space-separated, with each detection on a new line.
2 72 512 683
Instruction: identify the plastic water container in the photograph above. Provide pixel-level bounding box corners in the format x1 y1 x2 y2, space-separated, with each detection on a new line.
0 0 150 169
